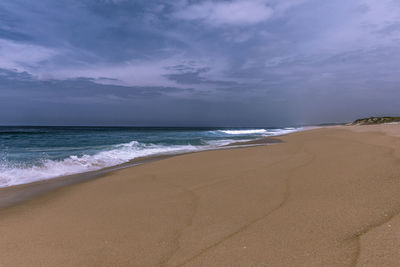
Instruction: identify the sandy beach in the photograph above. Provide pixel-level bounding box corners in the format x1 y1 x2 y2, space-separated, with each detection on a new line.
1 125 400 266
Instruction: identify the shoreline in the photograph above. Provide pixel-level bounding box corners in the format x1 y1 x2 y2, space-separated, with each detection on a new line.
1 127 308 190
0 136 285 210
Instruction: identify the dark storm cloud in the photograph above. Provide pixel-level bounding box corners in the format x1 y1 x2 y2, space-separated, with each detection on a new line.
1 0 400 126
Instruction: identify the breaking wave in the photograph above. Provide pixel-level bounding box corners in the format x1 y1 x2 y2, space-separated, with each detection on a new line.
217 128 299 136
0 141 199 188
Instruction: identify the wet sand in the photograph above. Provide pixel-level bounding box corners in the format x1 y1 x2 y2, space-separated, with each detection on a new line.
1 125 400 266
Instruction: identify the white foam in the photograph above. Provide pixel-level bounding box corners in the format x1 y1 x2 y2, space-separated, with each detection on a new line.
265 127 301 136
218 128 301 136
205 139 251 146
0 141 199 188
219 129 268 135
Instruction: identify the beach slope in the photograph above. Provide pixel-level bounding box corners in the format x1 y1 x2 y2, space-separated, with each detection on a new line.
1 125 400 266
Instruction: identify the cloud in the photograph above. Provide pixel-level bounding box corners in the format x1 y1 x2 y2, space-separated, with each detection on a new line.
0 39 58 72
173 0 273 26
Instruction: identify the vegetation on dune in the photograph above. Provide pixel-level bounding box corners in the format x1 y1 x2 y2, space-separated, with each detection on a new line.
352 116 400 125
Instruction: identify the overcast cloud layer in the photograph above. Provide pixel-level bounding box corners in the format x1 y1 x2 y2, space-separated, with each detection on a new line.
1 0 400 126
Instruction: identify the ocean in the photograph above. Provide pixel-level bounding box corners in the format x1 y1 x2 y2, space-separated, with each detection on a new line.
0 126 301 188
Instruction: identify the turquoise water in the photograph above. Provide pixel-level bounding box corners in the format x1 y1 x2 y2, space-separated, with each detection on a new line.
0 126 300 187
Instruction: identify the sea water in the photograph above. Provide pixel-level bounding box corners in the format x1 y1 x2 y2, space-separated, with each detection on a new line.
0 126 300 187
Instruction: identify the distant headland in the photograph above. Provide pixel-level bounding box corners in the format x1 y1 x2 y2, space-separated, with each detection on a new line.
351 116 400 125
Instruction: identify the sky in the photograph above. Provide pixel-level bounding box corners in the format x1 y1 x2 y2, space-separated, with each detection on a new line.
1 0 400 126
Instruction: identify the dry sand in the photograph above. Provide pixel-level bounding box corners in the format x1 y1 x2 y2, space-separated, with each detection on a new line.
1 125 400 266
